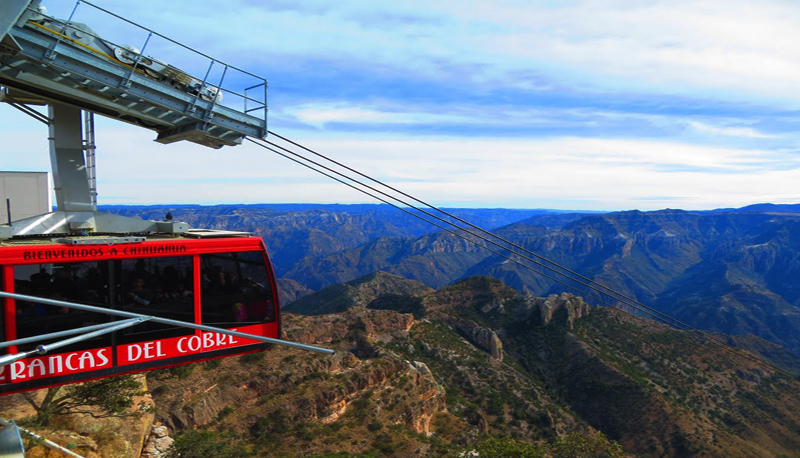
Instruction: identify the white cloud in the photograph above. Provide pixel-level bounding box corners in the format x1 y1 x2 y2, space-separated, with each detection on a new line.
2 102 796 211
6 1 800 212
282 103 566 129
688 122 778 139
47 0 800 107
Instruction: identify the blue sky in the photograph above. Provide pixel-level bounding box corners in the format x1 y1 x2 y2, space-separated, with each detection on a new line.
2 0 800 210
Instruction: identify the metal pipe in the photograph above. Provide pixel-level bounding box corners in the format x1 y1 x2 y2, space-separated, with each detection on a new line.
263 80 269 134
0 291 334 354
208 64 228 114
83 111 97 207
188 59 215 113
0 418 86 458
3 100 50 125
0 319 140 349
45 0 82 60
0 318 149 368
121 31 153 88
38 318 149 353
78 0 265 80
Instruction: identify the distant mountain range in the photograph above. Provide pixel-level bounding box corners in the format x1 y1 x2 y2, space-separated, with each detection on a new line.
102 204 557 277
105 203 800 357
704 203 800 214
10 203 800 457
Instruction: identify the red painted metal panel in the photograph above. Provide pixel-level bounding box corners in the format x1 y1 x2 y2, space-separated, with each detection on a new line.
0 236 282 395
193 254 202 333
0 322 277 385
2 265 16 354
115 322 270 366
0 237 266 265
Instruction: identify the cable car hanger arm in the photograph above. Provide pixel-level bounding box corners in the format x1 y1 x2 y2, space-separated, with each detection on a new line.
0 317 144 350
0 291 335 355
0 317 149 368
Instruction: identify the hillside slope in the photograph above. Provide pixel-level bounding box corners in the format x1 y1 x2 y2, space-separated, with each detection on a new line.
150 274 800 457
5 274 800 457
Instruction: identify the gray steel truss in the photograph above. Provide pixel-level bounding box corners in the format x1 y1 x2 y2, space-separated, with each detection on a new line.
0 2 268 235
0 0 267 149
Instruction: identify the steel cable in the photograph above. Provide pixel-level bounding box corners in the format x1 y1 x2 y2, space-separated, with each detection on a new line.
249 135 794 377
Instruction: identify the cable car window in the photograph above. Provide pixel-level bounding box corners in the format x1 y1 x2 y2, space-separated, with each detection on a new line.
200 251 276 327
116 256 194 343
14 262 111 352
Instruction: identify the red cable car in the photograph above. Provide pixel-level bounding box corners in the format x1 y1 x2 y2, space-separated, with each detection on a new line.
0 1 331 397
0 233 282 395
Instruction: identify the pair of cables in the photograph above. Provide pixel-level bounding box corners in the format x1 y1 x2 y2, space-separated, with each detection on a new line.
246 132 793 378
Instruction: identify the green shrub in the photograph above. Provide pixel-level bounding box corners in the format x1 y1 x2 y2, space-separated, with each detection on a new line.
217 406 235 420
167 430 247 458
474 437 545 458
549 433 625 458
239 351 265 365
371 433 396 454
150 385 169 396
204 359 222 370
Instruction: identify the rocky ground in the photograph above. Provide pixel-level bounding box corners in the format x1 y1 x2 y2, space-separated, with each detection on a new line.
2 273 800 457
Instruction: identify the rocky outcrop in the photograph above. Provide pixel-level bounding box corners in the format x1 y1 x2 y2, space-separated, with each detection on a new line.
166 380 252 430
402 361 446 434
148 308 445 447
63 375 155 458
284 308 415 345
152 347 447 438
140 425 173 458
423 276 518 315
521 293 590 329
0 375 155 458
25 431 100 458
447 318 504 362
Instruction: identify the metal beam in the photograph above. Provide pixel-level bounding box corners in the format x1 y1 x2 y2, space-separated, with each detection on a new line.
0 318 149 368
49 103 94 212
0 291 335 355
0 318 142 349
0 418 84 458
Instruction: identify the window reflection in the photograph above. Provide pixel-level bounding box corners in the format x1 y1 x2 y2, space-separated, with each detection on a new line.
200 251 276 327
14 262 111 352
116 256 194 343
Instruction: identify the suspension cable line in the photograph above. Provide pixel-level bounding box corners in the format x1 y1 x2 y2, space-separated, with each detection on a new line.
261 134 784 370
267 131 714 334
248 135 794 377
258 137 713 334
246 138 661 318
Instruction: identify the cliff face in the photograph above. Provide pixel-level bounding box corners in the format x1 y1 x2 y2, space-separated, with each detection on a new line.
447 318 504 362
268 273 800 457
146 308 449 456
0 374 155 458
103 205 544 280
285 209 800 358
522 293 591 328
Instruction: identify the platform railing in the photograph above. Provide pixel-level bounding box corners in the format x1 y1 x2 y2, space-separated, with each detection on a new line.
24 0 268 127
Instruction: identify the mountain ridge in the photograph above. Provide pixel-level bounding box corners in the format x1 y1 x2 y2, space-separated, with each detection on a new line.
107 203 800 359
